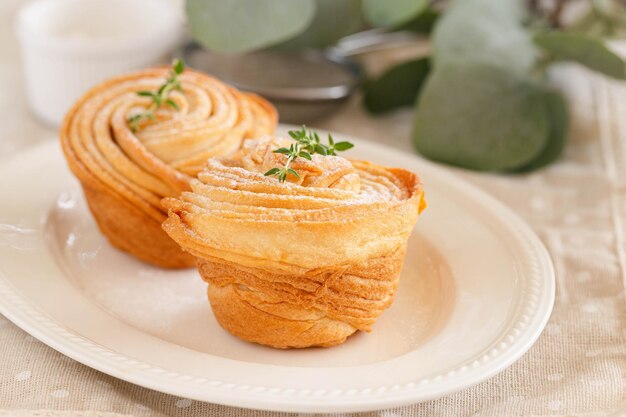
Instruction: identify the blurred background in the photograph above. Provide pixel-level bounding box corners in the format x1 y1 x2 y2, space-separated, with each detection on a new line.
4 0 626 172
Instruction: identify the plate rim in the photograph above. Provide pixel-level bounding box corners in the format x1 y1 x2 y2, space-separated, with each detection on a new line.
0 133 555 413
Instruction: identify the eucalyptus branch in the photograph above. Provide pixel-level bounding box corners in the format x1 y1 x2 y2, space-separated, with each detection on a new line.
549 0 568 28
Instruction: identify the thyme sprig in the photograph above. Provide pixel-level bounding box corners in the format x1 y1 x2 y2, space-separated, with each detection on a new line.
264 142 311 182
127 59 185 132
287 125 354 156
264 126 354 182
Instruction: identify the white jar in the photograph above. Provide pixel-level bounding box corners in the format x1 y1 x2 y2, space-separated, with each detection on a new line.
16 0 183 127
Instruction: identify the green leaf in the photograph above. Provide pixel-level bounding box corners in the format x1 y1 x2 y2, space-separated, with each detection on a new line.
515 90 569 172
432 0 535 74
186 0 316 54
288 127 306 140
397 6 440 34
137 91 154 98
173 59 185 74
273 148 291 155
127 115 142 130
333 142 354 151
314 144 328 155
166 98 179 111
287 168 300 178
534 31 626 79
413 64 551 171
363 0 428 28
299 151 313 160
274 0 362 50
328 133 334 146
570 0 626 38
363 57 431 114
264 168 281 176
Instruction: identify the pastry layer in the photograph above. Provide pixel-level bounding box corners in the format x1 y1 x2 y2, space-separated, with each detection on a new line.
163 157 425 273
163 137 425 346
197 244 406 348
59 67 277 267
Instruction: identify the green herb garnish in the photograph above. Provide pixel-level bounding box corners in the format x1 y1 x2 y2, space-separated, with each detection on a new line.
127 59 185 132
264 126 354 182
264 142 310 182
287 125 354 156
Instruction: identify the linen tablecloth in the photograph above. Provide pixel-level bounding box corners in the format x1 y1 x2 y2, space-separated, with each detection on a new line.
1 0 625 415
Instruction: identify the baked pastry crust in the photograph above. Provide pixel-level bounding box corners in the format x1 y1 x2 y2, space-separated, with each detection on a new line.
163 137 426 348
60 68 277 268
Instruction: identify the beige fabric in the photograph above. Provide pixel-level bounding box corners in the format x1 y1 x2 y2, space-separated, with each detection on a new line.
0 412 134 417
1 0 625 416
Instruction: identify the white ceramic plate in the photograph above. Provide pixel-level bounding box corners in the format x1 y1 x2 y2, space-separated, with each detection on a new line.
0 129 554 413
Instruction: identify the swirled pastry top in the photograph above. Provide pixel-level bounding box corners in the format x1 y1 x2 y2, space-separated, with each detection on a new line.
241 136 361 191
163 137 426 273
60 67 277 222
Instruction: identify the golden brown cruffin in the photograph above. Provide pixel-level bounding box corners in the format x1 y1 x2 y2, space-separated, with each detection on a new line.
162 136 426 348
60 67 277 268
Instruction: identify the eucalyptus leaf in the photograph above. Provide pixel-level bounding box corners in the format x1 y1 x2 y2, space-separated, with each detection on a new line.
363 57 431 114
590 0 626 35
274 0 362 50
186 0 315 54
534 32 626 79
515 91 568 172
363 0 428 28
593 0 626 17
433 0 536 74
413 64 551 171
568 11 626 38
398 6 440 34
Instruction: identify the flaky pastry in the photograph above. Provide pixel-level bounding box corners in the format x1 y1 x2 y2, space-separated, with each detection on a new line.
60 67 277 268
163 136 426 348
